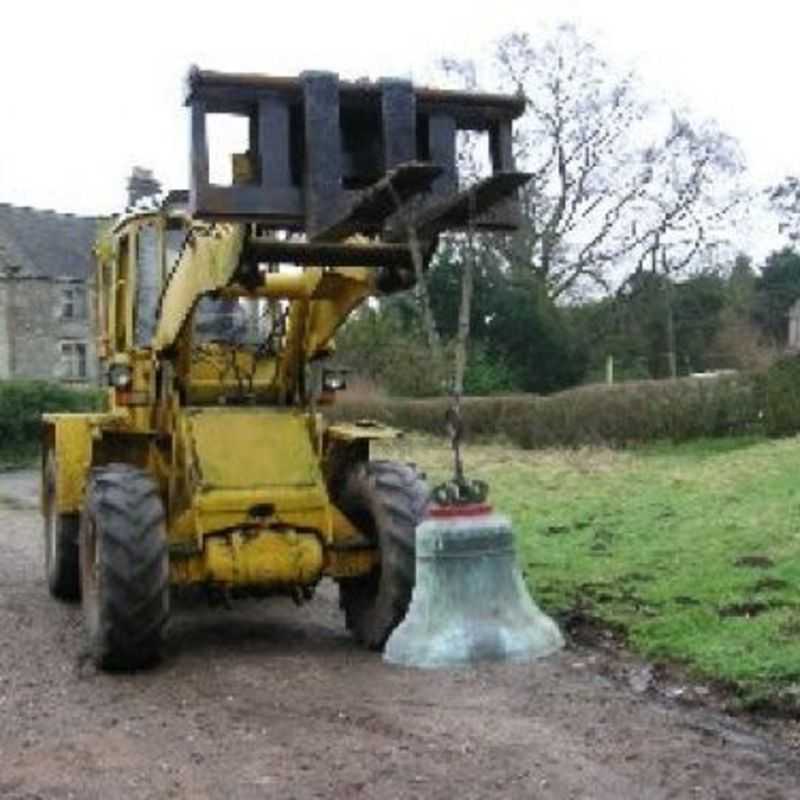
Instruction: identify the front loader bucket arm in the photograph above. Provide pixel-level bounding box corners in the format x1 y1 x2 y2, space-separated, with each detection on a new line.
152 224 246 352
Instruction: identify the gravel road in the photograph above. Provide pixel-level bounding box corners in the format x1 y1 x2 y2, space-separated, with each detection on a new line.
0 469 798 800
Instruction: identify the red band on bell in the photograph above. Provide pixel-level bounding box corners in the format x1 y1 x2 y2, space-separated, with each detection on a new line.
428 503 493 518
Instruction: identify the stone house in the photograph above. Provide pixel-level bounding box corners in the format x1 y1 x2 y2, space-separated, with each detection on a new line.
0 204 100 383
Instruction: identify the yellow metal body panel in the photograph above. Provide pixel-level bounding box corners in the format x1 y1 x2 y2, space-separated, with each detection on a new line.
42 412 131 514
186 408 320 489
164 406 345 588
326 421 402 442
153 224 246 351
42 415 95 514
171 530 323 586
303 269 375 356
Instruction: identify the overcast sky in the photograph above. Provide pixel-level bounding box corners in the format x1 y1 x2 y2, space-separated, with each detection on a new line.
2 0 798 256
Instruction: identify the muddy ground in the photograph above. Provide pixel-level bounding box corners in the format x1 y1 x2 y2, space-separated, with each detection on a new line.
0 469 798 800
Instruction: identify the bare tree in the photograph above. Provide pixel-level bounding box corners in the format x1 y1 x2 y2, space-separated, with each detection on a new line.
441 25 747 300
768 176 800 241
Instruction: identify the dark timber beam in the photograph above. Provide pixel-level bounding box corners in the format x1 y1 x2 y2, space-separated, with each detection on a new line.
245 239 417 269
302 71 345 238
311 162 442 242
408 172 532 239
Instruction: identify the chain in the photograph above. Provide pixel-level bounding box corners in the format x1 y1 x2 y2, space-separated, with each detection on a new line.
431 405 488 506
431 187 489 507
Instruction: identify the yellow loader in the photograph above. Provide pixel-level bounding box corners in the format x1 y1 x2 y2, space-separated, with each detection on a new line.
41 68 530 669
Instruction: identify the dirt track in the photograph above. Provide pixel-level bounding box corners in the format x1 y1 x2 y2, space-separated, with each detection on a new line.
1 469 798 800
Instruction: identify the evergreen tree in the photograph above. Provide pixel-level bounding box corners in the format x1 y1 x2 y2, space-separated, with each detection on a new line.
754 248 800 344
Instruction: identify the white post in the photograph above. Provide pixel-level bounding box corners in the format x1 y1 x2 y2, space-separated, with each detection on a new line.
605 354 614 385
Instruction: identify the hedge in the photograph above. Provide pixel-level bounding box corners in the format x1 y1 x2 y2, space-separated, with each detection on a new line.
332 374 762 448
0 381 105 464
0 373 772 466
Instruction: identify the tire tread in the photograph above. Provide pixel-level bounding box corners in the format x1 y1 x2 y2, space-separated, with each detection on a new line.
336 460 428 649
82 463 169 671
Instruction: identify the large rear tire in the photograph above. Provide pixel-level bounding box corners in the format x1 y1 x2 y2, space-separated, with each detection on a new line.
80 464 169 671
43 450 80 601
336 461 428 649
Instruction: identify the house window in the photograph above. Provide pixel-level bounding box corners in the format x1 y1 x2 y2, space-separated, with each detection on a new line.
60 284 83 319
59 341 87 381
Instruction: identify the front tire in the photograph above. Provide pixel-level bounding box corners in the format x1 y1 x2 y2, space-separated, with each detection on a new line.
336 461 428 649
43 450 80 601
80 464 169 670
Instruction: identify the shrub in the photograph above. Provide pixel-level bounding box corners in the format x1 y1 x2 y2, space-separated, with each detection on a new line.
463 345 517 395
0 381 105 464
709 313 777 372
764 355 800 437
332 374 761 448
334 308 448 398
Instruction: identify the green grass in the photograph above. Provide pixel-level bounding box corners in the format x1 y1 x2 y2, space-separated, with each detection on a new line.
375 434 800 709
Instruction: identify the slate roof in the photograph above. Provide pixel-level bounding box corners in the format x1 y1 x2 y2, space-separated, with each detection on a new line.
0 203 101 280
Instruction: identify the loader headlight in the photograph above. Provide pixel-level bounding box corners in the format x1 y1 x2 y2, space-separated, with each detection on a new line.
322 368 347 393
108 363 133 389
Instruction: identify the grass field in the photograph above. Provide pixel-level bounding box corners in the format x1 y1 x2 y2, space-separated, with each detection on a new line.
375 434 800 710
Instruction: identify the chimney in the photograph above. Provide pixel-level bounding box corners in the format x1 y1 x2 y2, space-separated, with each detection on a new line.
127 167 161 208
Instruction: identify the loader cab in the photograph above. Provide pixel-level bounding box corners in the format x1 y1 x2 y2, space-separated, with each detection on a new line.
96 198 285 410
96 200 190 365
